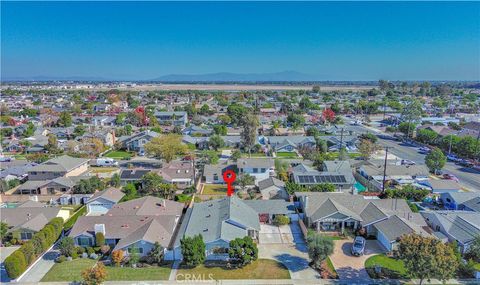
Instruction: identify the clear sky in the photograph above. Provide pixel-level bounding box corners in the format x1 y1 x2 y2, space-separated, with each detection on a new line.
1 1 479 81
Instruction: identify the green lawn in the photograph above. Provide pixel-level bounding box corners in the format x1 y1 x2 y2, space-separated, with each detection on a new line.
276 152 299 158
106 266 171 281
365 254 407 279
176 259 290 280
202 184 227 195
41 258 96 282
104 150 133 159
90 166 119 173
325 257 338 276
63 205 86 230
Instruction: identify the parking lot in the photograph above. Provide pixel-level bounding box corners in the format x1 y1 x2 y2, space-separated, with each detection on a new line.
259 222 305 244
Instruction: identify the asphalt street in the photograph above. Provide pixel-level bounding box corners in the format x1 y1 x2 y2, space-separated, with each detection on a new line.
343 124 480 192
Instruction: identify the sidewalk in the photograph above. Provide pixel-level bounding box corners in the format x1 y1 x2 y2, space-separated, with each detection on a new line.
16 244 59 283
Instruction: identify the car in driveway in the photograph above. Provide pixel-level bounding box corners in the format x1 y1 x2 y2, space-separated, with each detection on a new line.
401 159 416 166
351 236 366 256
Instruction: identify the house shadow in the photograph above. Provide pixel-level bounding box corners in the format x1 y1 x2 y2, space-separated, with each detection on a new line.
43 251 59 261
336 266 370 280
294 242 308 253
273 253 310 273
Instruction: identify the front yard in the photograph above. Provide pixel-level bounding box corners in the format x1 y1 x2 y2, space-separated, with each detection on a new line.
276 152 299 158
90 167 119 173
175 259 290 280
104 150 133 159
41 258 172 282
364 254 407 279
202 184 227 195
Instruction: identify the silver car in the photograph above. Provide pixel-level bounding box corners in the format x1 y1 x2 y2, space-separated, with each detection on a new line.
351 236 366 256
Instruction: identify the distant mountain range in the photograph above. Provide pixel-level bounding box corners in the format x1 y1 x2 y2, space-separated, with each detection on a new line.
149 71 318 82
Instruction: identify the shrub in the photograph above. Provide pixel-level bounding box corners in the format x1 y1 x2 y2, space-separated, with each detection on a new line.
20 241 36 265
95 232 105 247
77 246 86 254
5 251 27 279
273 215 290 226
59 237 75 257
86 247 95 255
56 255 67 263
82 262 107 285
93 246 101 253
71 251 79 259
111 250 124 266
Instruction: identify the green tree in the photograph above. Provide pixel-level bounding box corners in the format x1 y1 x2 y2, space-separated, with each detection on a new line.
310 183 336 192
82 262 108 285
398 122 417 139
73 125 86 137
228 236 258 266
122 183 137 199
145 134 188 162
209 135 225 151
398 234 458 285
58 237 76 257
95 232 105 247
358 139 377 160
180 234 206 267
285 181 304 195
240 113 259 157
465 235 480 262
147 242 164 265
235 174 255 192
1 222 9 242
5 250 27 279
425 147 446 174
213 125 227 135
231 150 242 162
141 172 164 195
307 232 334 270
110 173 121 187
415 129 438 145
58 111 72 127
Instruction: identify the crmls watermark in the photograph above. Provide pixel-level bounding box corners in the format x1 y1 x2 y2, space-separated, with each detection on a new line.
176 273 215 282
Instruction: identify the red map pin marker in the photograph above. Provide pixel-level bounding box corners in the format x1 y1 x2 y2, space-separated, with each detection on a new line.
223 170 236 197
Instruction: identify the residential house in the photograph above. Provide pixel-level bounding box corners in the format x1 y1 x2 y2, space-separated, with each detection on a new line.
27 155 89 181
154 111 188 128
182 135 209 150
266 136 316 153
157 161 195 189
421 211 480 253
119 130 159 155
258 177 289 200
203 161 233 184
237 158 275 183
86 187 125 215
16 176 82 195
291 161 355 191
419 179 462 194
69 196 185 259
181 125 213 137
440 192 480 211
0 201 69 241
119 169 152 186
358 162 429 191
296 192 430 251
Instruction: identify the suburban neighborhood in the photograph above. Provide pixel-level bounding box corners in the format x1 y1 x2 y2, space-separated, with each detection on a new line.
1 1 480 284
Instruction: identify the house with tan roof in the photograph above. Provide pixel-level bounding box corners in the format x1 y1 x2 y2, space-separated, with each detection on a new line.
86 187 125 215
156 161 194 189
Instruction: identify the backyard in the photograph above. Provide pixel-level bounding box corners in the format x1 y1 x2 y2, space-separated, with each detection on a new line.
175 259 290 280
41 259 171 282
201 184 227 195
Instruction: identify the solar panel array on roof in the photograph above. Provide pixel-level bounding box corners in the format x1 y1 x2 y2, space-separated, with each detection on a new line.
297 175 346 184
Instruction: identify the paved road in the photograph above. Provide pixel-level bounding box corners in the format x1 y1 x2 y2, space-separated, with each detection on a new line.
344 124 480 192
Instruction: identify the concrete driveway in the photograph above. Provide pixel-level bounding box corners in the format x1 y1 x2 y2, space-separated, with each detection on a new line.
329 238 386 280
17 245 60 283
1 246 20 283
259 222 304 244
258 243 320 280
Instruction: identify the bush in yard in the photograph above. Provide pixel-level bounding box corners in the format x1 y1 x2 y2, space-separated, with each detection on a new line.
180 234 206 267
87 247 95 255
59 237 76 257
82 262 108 285
100 245 110 255
77 246 86 254
465 235 480 262
228 236 258 267
31 234 48 255
56 255 67 263
111 250 124 266
146 242 164 265
95 232 105 247
71 251 79 259
5 250 27 279
307 232 334 270
273 215 290 226
20 241 36 264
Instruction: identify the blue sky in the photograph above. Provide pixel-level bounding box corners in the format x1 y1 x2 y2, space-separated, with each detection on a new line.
1 1 479 81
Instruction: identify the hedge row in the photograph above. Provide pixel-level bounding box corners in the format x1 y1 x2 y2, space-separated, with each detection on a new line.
4 217 63 279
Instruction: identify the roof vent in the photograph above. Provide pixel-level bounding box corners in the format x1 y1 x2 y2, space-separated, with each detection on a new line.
121 224 129 228
203 228 208 232
206 214 211 218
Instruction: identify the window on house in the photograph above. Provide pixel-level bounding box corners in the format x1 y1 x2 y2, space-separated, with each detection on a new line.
261 168 266 173
253 168 258 173
20 232 33 240
213 174 218 181
78 237 91 246
127 247 144 254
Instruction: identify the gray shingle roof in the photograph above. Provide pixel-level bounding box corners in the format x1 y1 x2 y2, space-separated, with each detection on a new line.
182 196 260 243
88 187 125 204
258 177 285 191
29 155 89 173
1 206 61 232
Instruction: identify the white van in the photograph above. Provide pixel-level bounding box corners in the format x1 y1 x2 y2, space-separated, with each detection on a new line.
96 158 119 167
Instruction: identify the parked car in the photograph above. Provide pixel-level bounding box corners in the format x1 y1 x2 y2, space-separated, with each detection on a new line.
418 147 431 154
96 158 119 167
351 236 366 256
401 159 416 166
443 173 459 182
446 154 460 162
0 156 13 162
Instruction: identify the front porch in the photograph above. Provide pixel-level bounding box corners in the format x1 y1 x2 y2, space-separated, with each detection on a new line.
313 218 359 234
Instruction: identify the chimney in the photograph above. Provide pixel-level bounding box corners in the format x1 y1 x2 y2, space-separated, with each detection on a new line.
94 224 106 236
303 196 309 210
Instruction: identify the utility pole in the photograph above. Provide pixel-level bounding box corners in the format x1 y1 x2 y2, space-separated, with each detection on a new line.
382 147 390 192
340 127 344 149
